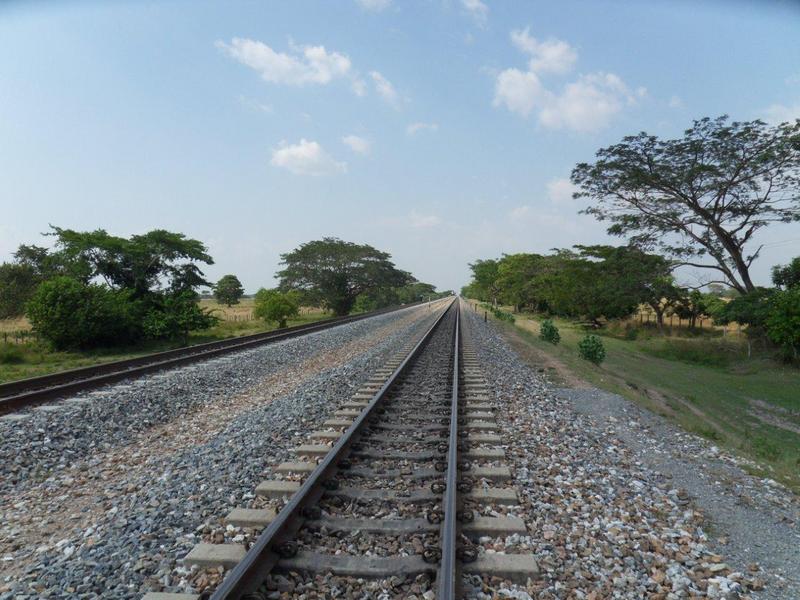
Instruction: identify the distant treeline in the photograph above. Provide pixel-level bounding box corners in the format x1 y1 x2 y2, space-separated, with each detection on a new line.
0 231 448 350
461 248 800 360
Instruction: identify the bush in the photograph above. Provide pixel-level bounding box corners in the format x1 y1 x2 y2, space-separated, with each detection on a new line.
254 288 300 328
142 292 218 343
578 334 606 365
539 319 560 345
26 277 138 350
493 308 515 323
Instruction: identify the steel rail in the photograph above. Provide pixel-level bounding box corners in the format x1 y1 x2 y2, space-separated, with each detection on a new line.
437 301 460 599
209 298 457 600
0 300 433 414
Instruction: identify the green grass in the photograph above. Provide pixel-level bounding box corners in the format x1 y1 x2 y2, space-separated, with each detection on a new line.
481 307 800 493
0 309 330 384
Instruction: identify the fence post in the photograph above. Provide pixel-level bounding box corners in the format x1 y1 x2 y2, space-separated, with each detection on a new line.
484 311 487 323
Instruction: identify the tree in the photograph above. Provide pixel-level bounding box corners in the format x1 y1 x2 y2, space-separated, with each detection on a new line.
642 275 684 329
496 253 542 312
254 288 299 328
277 238 412 316
46 227 214 298
766 287 800 360
0 263 38 319
214 274 244 307
467 259 501 305
26 277 138 350
772 257 800 290
573 116 800 293
142 291 218 344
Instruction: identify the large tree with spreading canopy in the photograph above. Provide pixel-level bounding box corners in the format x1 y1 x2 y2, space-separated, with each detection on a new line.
572 116 800 293
277 238 412 315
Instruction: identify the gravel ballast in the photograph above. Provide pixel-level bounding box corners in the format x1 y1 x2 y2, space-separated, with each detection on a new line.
461 306 799 599
0 303 444 599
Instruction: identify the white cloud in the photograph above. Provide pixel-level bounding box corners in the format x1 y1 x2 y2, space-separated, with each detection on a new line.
510 28 577 74
538 72 639 132
494 29 642 132
218 38 402 105
342 134 371 154
461 0 488 26
493 68 548 117
668 95 683 109
546 178 578 203
407 122 439 135
270 139 347 176
761 102 800 125
216 38 352 86
356 0 391 11
409 211 442 228
370 70 400 107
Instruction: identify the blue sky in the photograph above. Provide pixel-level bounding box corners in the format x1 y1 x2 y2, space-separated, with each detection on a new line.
1 0 799 292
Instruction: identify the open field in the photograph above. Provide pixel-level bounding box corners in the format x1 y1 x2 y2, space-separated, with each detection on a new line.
469 303 800 493
0 300 331 384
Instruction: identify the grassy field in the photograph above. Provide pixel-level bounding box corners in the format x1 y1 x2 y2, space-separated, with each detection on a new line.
469 303 800 493
0 299 330 384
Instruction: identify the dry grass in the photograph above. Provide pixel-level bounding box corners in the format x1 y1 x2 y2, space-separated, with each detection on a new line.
198 298 326 322
0 316 30 333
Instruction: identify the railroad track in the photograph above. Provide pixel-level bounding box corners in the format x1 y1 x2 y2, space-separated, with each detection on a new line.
145 299 537 600
0 300 433 415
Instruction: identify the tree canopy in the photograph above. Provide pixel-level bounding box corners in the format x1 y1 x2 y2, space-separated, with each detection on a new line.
573 116 800 293
277 238 412 315
47 227 213 298
10 227 217 348
254 288 300 328
214 274 244 307
463 246 673 324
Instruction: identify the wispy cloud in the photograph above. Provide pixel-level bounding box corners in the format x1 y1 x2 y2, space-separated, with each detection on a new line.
270 139 347 175
407 121 439 135
461 0 488 27
237 95 274 114
217 37 402 104
216 38 352 86
370 70 400 108
546 178 578 204
341 134 371 154
761 102 800 125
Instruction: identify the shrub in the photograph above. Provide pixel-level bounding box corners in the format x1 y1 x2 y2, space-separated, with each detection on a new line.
142 292 218 343
539 319 560 345
254 288 300 328
493 308 515 323
578 334 606 365
26 277 138 350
